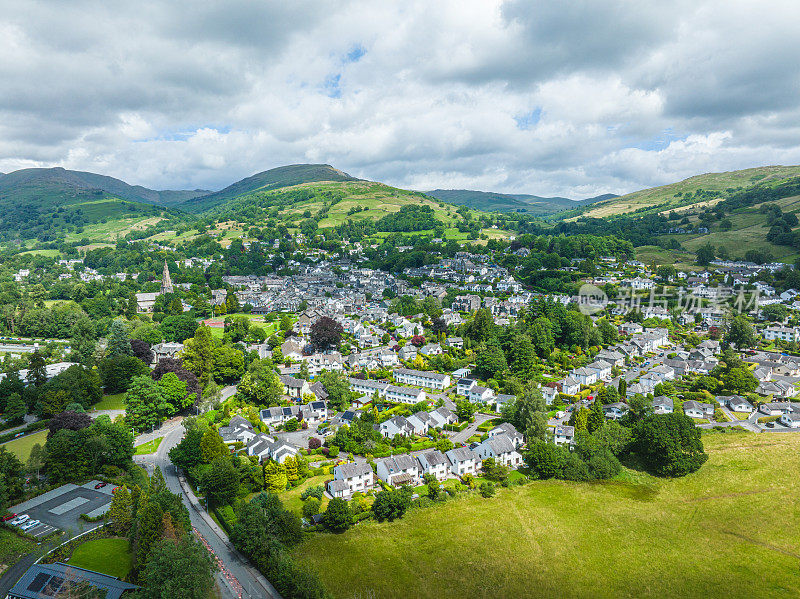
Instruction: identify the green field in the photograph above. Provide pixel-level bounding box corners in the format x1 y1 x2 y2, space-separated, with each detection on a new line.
293 433 800 599
69 537 132 579
578 165 800 219
134 437 163 455
92 393 126 411
279 474 331 516
1 430 48 462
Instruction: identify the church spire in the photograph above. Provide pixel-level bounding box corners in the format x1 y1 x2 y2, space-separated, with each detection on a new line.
161 259 173 294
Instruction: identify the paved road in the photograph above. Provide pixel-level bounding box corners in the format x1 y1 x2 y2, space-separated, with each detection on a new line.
450 413 495 445
136 423 282 599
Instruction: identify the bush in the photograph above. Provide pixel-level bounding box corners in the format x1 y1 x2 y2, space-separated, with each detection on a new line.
323 498 351 533
587 450 622 480
300 485 324 501
479 481 496 497
302 497 321 519
327 445 340 458
308 437 322 450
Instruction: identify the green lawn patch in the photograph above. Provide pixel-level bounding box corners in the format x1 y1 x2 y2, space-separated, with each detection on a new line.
134 437 163 455
732 412 752 421
293 433 800 599
1 430 48 462
279 474 331 515
69 537 132 579
92 393 126 411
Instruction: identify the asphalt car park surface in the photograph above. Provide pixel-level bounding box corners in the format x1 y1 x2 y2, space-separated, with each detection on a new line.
7 481 114 538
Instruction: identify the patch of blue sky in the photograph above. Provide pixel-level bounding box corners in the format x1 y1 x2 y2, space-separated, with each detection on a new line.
514 107 542 130
135 125 231 142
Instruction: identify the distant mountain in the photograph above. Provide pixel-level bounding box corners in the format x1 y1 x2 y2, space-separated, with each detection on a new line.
0 167 209 207
181 164 359 213
425 189 615 215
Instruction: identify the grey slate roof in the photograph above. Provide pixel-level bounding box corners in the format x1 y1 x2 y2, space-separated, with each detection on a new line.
9 562 139 599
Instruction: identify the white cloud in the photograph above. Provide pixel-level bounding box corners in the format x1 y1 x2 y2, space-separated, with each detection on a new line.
1 0 799 198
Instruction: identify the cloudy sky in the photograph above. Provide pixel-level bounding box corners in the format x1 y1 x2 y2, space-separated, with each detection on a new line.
2 0 800 198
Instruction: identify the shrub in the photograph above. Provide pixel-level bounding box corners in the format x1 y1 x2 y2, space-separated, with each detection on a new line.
327 445 340 458
479 481 496 497
308 437 322 450
302 497 321 519
300 485 324 501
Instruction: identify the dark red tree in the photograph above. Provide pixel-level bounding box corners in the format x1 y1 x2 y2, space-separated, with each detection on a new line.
130 340 154 365
151 358 201 400
47 410 93 439
310 316 344 351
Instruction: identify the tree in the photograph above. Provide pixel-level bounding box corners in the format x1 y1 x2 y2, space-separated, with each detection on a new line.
99 355 149 393
238 359 283 406
131 339 154 365
474 343 507 379
317 371 353 411
181 325 215 385
201 457 240 506
323 497 351 532
107 319 133 357
263 460 288 493
568 406 589 432
211 345 245 383
199 428 229 463
26 443 46 479
152 358 201 402
724 316 756 349
47 410 93 439
510 334 536 379
138 534 217 599
106 484 134 535
634 413 708 477
455 399 475 422
479 481 496 497
43 365 103 410
523 442 565 479
696 243 716 266
523 316 552 358
302 497 321 519
310 316 344 351
722 367 758 393
371 488 411 522
169 428 204 471
27 350 47 387
157 372 191 414
4 393 26 424
586 399 605 433
465 308 495 344
125 376 170 431
160 314 199 343
133 498 165 570
502 384 547 442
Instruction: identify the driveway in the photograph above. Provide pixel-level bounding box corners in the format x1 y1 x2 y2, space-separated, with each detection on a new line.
450 413 495 445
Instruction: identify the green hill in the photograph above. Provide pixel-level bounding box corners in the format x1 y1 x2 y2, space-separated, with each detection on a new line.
576 165 800 219
181 164 360 213
0 167 208 207
426 189 613 215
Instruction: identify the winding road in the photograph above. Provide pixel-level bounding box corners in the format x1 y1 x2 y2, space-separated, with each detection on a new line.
135 422 282 599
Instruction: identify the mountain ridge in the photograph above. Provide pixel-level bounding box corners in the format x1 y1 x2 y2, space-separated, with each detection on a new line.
425 189 616 215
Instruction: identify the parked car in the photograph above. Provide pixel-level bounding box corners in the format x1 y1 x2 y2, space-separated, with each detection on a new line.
20 520 40 531
94 482 108 489
1 513 16 522
10 515 29 526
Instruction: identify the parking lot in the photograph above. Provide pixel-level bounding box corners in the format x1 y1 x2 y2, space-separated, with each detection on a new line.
7 481 114 538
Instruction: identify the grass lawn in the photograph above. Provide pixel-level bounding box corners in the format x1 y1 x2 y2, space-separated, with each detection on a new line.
732 412 752 421
1 430 48 462
92 393 126 411
134 437 163 455
280 474 331 516
69 537 132 579
293 433 800 599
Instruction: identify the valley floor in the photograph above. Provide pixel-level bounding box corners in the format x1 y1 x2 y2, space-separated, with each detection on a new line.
293 432 800 599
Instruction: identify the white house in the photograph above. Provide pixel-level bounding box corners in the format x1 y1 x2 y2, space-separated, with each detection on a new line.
763 326 800 343
474 434 523 468
376 455 421 486
571 367 597 386
603 402 629 420
417 450 450 481
457 378 476 396
429 406 458 428
445 446 480 477
393 368 451 390
682 400 714 418
384 384 426 405
779 413 800 428
379 415 415 438
652 395 674 414
488 422 523 448
468 385 495 404
328 462 374 499
553 424 575 447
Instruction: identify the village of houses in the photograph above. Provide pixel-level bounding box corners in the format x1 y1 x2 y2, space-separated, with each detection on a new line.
27 246 800 504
